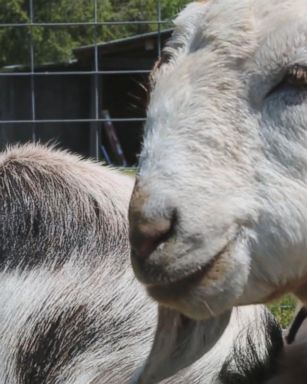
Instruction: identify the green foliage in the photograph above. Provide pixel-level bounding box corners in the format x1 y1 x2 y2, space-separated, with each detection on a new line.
268 294 296 329
0 0 190 68
0 0 29 67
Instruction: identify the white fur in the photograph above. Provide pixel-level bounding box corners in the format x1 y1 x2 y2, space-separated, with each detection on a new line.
131 0 307 319
0 144 275 384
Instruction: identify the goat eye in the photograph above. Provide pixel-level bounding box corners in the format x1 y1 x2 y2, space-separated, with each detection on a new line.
285 64 307 87
267 64 307 98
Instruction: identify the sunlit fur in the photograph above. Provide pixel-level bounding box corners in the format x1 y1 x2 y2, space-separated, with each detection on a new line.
131 0 307 319
0 143 277 384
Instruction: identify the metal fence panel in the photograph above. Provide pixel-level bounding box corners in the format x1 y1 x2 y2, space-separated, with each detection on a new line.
0 0 180 164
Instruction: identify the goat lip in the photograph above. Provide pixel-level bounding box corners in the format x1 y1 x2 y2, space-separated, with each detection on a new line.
146 238 235 301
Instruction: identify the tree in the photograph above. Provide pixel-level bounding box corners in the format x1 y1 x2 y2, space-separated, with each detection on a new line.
0 0 190 68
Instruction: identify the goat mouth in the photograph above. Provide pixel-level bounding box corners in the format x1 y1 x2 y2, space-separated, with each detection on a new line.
146 237 235 303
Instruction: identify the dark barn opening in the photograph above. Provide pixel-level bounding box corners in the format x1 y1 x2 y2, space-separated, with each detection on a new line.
0 30 172 166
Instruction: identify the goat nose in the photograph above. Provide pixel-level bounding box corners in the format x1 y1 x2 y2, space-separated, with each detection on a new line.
129 184 174 261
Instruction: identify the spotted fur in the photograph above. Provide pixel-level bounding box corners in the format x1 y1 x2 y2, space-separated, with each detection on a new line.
0 143 280 384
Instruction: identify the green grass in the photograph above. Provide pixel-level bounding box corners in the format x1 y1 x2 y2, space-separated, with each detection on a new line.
268 295 297 329
118 167 137 176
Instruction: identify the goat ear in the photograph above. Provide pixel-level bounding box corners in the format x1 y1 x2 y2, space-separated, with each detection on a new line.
132 305 231 384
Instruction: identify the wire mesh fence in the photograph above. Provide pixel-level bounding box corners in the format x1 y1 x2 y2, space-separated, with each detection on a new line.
0 0 187 165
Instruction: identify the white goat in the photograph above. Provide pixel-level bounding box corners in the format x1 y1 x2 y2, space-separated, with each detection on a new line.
0 143 283 384
129 0 307 348
129 0 307 380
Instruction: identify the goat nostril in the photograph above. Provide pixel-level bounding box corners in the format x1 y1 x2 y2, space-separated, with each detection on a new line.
130 211 176 261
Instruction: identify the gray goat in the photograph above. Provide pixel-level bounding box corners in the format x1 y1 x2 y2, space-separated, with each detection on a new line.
0 144 304 384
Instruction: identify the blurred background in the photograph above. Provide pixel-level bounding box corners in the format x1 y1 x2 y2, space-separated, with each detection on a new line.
0 0 189 166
